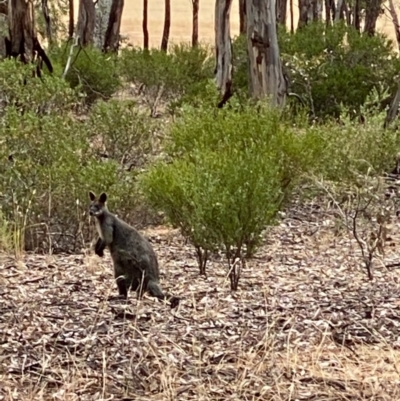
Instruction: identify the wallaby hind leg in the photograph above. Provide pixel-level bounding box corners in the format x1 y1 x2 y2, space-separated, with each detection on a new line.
128 278 146 300
135 277 149 300
115 275 128 299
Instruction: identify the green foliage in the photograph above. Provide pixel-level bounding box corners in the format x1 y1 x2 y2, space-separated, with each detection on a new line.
87 99 157 170
0 59 79 115
280 23 400 119
232 34 249 96
232 23 400 120
49 42 121 105
0 108 114 246
0 60 157 252
140 100 321 286
119 43 214 112
306 106 400 183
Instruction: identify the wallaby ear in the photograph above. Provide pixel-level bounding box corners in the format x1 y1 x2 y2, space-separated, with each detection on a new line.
99 192 107 204
89 191 96 201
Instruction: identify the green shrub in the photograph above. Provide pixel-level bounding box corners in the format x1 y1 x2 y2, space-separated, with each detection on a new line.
49 42 121 105
140 100 321 288
0 108 110 250
232 23 400 119
231 34 249 96
119 43 214 113
0 59 159 253
0 59 79 116
87 99 157 170
280 23 400 119
306 105 400 183
0 102 156 253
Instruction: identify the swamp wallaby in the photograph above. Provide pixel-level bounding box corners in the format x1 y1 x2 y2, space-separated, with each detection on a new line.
89 191 179 308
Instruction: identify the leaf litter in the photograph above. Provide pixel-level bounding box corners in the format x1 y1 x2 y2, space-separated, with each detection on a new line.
1 203 400 400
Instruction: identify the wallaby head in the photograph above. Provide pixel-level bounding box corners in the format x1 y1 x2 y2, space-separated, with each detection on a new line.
89 191 108 217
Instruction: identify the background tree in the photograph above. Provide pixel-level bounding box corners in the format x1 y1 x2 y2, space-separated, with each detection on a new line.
41 0 52 44
215 0 233 107
334 0 344 22
353 0 361 30
388 0 400 48
143 0 148 49
364 0 382 36
239 0 246 34
247 0 287 105
68 0 74 39
5 0 51 71
93 0 112 48
290 0 294 31
276 0 287 25
191 0 199 46
103 0 124 52
76 0 95 45
161 0 170 51
298 0 323 28
0 4 7 58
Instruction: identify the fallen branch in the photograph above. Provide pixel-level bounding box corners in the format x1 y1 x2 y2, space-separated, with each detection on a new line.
62 35 80 79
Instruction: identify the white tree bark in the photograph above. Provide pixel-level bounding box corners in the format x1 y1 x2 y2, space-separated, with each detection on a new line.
247 0 287 106
94 0 112 48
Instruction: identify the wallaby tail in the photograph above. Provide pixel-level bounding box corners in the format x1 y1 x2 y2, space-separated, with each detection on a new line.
147 280 180 309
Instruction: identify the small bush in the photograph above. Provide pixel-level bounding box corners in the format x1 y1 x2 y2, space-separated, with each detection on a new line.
0 99 157 253
0 59 80 116
87 99 157 170
119 44 214 113
231 34 249 96
49 42 121 105
280 23 400 119
0 107 156 252
140 100 321 288
306 106 400 183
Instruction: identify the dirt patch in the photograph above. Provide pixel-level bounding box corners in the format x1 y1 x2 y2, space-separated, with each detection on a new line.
1 208 400 400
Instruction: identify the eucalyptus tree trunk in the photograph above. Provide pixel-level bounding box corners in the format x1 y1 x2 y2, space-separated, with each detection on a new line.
311 0 323 21
8 0 34 60
353 0 360 30
0 7 7 58
103 0 124 52
77 0 96 45
215 0 233 106
290 0 294 32
5 0 52 71
143 0 149 49
334 0 343 22
276 0 287 25
68 0 74 38
384 81 400 129
161 0 171 51
41 0 52 44
298 0 323 27
364 0 381 36
246 0 287 106
192 0 199 46
388 0 400 49
239 0 246 34
325 0 334 25
93 0 111 48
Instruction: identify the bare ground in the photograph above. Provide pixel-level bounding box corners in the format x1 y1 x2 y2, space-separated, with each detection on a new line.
1 203 400 400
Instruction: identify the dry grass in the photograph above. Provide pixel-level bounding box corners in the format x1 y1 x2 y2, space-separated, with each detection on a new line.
1 204 400 400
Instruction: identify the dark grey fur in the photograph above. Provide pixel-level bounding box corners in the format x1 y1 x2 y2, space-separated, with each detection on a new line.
89 191 179 307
